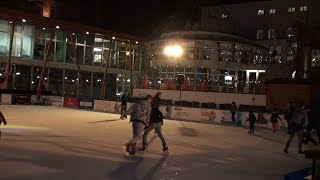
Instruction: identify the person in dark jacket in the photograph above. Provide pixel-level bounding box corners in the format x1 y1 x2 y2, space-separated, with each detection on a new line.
140 108 168 152
120 94 127 119
304 106 318 145
231 102 237 123
314 114 320 143
152 92 161 110
284 101 295 134
284 104 307 154
246 110 256 135
123 95 152 156
152 92 162 132
271 109 282 133
0 111 7 137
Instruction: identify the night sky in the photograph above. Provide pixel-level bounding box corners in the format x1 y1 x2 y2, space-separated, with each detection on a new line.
51 0 265 36
2 0 264 36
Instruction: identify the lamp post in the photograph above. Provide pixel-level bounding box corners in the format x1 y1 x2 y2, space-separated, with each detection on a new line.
164 45 183 106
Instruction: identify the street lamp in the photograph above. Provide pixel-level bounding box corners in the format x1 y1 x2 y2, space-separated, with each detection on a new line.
164 45 184 106
164 45 183 58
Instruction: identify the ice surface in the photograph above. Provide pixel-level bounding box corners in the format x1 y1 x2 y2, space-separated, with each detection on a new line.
0 105 313 180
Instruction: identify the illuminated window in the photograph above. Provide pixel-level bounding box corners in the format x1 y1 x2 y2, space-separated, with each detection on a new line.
288 7 296 13
268 29 276 39
300 6 307 12
256 29 264 39
221 13 228 19
269 9 276 14
258 10 264 15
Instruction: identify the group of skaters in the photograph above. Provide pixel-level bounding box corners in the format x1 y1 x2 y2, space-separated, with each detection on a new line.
283 102 320 154
123 92 168 156
232 100 320 154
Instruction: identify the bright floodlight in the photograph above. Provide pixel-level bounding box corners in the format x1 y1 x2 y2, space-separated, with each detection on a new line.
164 45 183 58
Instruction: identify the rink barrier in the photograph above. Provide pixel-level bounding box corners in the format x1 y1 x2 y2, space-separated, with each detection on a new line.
0 94 12 105
0 97 287 130
91 100 288 130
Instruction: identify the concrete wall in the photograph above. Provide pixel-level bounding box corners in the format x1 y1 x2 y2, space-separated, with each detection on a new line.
133 88 266 106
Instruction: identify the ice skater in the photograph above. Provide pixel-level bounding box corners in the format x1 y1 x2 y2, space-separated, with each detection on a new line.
246 110 256 135
120 94 127 119
123 95 152 156
283 104 307 154
270 109 282 133
231 102 237 123
152 92 161 133
304 106 318 145
0 111 7 137
140 107 168 152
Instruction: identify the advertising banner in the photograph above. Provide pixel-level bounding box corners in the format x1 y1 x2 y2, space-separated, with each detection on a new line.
1 94 12 105
12 95 31 105
63 97 79 108
79 100 93 109
50 96 64 107
94 100 119 113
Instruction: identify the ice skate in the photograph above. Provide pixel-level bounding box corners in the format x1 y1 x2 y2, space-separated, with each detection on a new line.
123 144 135 156
162 145 169 153
139 144 148 152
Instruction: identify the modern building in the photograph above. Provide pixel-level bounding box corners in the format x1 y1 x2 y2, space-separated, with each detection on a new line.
142 31 268 94
201 0 320 77
141 0 320 95
0 8 141 100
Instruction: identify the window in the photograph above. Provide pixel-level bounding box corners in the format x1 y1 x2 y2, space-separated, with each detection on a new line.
256 29 264 39
221 13 228 19
257 10 264 15
300 6 307 12
288 7 296 13
269 9 276 14
268 29 276 39
287 28 294 38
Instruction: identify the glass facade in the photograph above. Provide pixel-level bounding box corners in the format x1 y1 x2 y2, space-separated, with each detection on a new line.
0 19 141 100
143 37 273 94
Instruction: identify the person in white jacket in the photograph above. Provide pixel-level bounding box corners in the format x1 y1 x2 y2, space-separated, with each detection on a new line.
123 95 152 156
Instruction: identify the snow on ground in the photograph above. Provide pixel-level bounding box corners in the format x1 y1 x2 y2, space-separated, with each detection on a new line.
0 105 315 180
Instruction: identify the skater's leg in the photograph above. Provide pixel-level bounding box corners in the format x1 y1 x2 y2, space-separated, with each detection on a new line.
127 122 145 146
232 113 235 123
284 131 295 152
142 126 153 147
249 123 254 134
272 122 276 132
154 123 167 146
297 129 304 153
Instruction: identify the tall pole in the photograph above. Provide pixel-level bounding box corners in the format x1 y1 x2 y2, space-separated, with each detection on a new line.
180 84 182 107
100 38 113 99
70 33 81 98
37 32 54 95
1 20 16 89
129 43 134 96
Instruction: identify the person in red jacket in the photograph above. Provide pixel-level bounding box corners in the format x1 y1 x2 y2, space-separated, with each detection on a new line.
271 109 282 133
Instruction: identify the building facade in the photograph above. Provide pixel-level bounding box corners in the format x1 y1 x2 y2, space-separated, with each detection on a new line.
201 0 320 71
142 31 269 94
0 8 141 100
141 0 320 96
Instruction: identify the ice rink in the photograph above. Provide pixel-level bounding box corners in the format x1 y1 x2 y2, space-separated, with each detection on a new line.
0 105 314 180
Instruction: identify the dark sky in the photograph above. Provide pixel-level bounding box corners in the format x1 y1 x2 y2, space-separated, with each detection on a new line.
2 0 265 36
52 0 266 36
